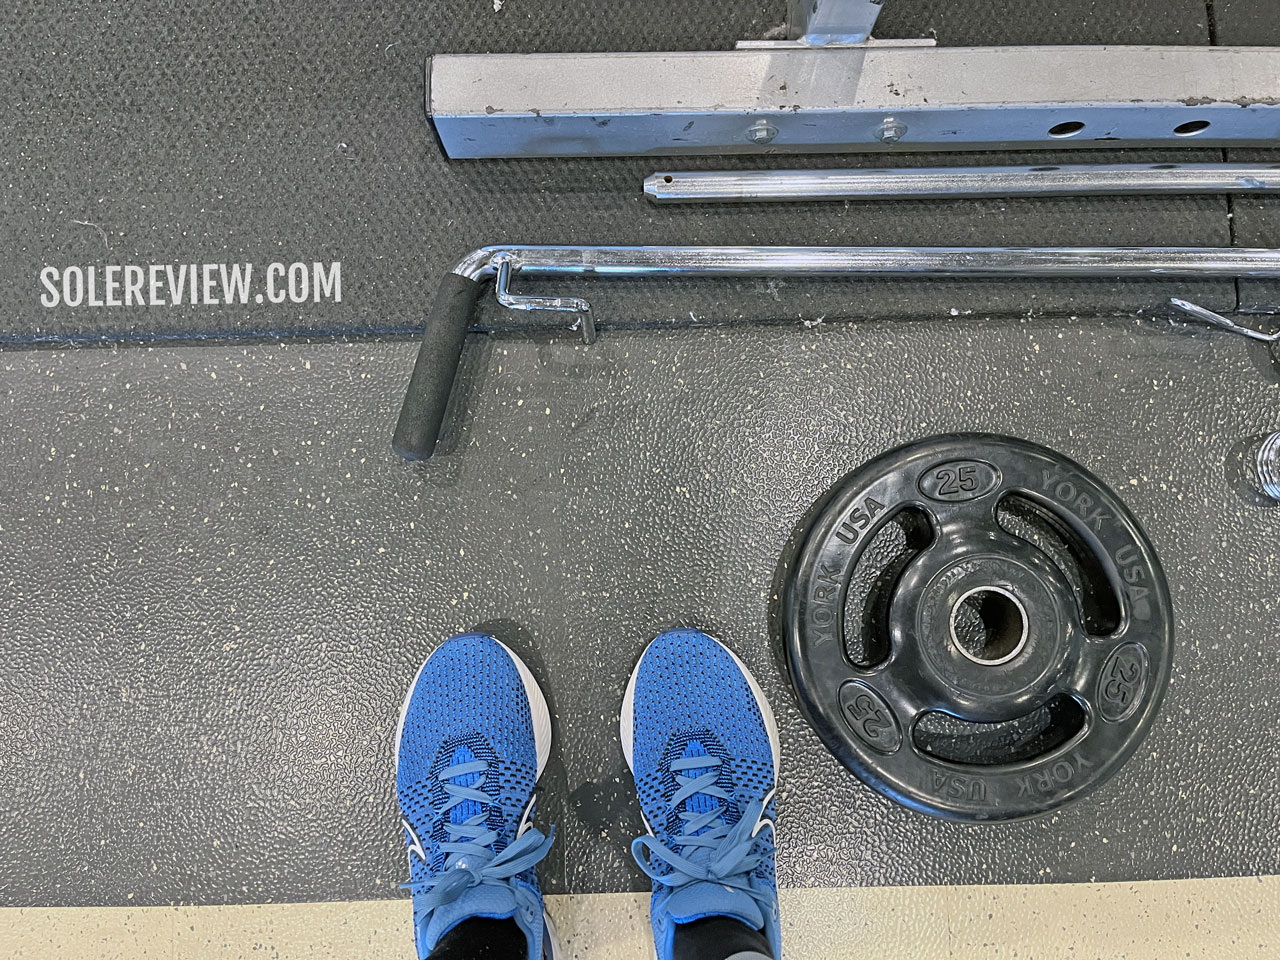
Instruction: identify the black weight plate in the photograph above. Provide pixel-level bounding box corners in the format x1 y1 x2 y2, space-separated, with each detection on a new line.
781 434 1174 821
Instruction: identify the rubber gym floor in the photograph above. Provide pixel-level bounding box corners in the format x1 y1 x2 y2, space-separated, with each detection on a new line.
1 1 1278 957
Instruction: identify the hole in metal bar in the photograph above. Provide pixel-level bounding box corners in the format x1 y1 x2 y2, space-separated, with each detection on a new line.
1048 121 1086 138
1174 120 1211 136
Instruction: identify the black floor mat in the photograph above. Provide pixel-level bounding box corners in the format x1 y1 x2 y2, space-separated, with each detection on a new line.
0 0 1254 343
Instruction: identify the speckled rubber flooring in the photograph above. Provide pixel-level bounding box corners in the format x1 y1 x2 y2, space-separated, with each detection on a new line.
1 325 1277 907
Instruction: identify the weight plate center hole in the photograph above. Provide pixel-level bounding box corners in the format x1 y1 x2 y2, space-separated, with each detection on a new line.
949 586 1029 666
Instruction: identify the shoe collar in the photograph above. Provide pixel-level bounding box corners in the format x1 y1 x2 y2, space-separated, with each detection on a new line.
416 878 544 960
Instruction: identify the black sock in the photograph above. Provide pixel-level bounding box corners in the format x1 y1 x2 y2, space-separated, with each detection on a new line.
671 915 774 960
426 916 528 960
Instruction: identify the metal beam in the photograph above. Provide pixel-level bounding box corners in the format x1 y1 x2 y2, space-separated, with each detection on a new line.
427 46 1280 158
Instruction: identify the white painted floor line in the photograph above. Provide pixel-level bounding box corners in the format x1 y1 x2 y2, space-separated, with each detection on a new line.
1 876 1276 959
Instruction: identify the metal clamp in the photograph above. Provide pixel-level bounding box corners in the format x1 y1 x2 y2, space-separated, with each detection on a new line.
786 0 887 47
494 254 596 344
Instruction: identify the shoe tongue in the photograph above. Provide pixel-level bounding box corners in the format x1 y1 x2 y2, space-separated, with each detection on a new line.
449 746 487 826
665 882 765 932
677 741 727 833
418 882 537 958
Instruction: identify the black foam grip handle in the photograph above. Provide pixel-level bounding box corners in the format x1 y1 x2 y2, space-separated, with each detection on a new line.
392 273 483 460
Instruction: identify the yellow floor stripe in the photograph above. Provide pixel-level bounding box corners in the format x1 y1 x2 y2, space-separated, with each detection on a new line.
2 876 1275 959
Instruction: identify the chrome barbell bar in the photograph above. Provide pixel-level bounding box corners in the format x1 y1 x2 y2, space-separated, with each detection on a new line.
393 244 1280 460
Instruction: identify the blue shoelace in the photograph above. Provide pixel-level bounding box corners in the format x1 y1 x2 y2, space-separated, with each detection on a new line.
402 758 554 919
630 754 773 910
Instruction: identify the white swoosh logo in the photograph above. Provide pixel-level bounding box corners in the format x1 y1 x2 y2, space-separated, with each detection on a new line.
402 818 427 862
752 787 777 838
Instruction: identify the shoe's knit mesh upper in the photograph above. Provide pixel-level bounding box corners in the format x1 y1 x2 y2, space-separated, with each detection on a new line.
396 634 539 887
630 630 778 898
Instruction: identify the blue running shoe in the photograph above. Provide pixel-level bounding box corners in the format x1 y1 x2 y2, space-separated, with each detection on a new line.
396 633 558 960
621 629 782 960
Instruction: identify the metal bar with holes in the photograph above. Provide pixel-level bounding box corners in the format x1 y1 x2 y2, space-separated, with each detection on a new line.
427 46 1280 158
